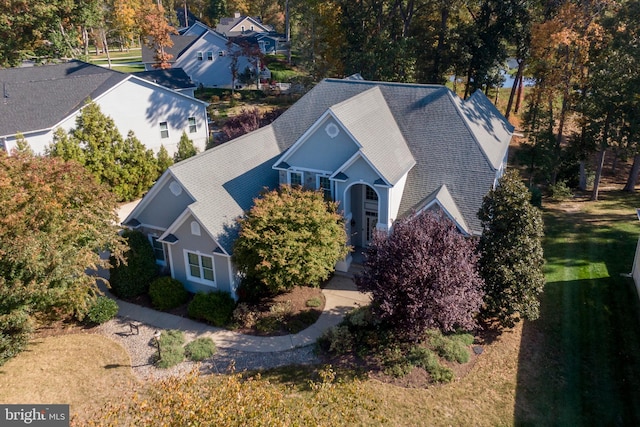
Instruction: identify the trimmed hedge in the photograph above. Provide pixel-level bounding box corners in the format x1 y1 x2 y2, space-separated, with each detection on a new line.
149 277 189 311
109 230 157 299
185 338 217 361
156 330 185 369
86 296 119 325
187 291 236 327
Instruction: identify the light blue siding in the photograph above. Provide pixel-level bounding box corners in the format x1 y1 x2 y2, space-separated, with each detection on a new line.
285 117 359 172
136 178 195 229
166 213 234 295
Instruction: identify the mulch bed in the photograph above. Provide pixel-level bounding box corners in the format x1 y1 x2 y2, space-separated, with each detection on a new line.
121 285 325 337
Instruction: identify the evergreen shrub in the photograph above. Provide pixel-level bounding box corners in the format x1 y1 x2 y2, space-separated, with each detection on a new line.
149 277 189 311
187 291 236 326
86 296 119 325
109 230 157 299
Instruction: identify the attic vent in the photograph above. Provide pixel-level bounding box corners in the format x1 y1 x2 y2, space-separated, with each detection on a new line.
169 181 182 196
325 123 339 139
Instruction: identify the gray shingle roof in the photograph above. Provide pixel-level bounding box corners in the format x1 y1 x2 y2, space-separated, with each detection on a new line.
454 90 514 169
133 68 195 90
141 35 200 64
169 126 282 253
414 184 470 234
215 16 271 35
270 79 512 234
0 60 128 137
153 78 511 252
329 87 415 186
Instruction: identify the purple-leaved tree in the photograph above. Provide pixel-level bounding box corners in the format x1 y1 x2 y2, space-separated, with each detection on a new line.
355 210 485 341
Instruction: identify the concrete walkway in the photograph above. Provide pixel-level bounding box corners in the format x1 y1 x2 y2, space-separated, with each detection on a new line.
114 273 370 353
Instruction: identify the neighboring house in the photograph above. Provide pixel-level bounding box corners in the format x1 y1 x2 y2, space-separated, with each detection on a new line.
215 13 274 37
230 33 281 56
0 60 209 155
123 78 513 299
133 68 197 97
142 21 265 88
216 13 285 55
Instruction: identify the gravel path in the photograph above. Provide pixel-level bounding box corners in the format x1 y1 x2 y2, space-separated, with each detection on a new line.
96 316 321 381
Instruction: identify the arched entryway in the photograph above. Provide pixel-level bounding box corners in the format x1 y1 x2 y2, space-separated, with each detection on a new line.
345 183 380 248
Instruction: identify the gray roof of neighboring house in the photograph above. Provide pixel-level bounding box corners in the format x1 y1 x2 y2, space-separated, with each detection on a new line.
141 34 200 64
133 68 195 90
168 126 282 253
215 16 271 35
269 79 513 234
0 60 128 137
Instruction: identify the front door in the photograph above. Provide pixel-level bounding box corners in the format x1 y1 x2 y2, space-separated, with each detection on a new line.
363 186 379 246
364 210 378 245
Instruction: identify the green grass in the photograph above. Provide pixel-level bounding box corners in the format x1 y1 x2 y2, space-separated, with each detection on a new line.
514 191 640 425
89 48 142 61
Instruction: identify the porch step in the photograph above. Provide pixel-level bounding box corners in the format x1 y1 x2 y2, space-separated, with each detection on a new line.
336 263 365 279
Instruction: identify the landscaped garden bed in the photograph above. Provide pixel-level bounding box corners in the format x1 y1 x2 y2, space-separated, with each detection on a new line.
121 282 325 337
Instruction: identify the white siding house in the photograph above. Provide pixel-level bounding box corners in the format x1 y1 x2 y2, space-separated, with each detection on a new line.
0 60 209 155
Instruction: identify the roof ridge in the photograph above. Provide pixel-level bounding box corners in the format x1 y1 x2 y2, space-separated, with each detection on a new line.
170 124 276 170
323 78 449 90
449 89 512 170
444 90 496 170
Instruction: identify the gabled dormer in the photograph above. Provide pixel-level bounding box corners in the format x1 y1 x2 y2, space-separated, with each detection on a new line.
273 87 415 192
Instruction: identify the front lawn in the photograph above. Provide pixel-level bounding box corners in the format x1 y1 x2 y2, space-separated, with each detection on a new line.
4 189 640 425
514 191 640 425
0 334 137 422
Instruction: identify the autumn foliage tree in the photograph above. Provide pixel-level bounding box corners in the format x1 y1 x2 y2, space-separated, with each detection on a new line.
233 185 349 296
477 169 545 328
139 0 178 69
0 153 124 365
218 107 286 144
355 210 485 342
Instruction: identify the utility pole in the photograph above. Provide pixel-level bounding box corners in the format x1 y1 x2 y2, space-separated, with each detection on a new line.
285 0 291 64
184 1 188 27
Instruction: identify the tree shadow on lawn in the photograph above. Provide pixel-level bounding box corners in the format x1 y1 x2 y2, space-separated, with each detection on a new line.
514 276 640 425
515 196 640 424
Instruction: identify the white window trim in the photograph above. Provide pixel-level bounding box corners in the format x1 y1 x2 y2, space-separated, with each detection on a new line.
288 170 303 186
197 51 203 60
184 250 216 286
207 51 213 61
188 116 197 133
149 235 166 266
160 121 169 139
316 174 332 199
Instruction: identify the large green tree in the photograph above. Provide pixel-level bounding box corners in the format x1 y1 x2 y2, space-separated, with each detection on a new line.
477 169 545 328
0 152 124 365
156 144 174 175
232 185 349 295
174 131 199 162
48 101 158 202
